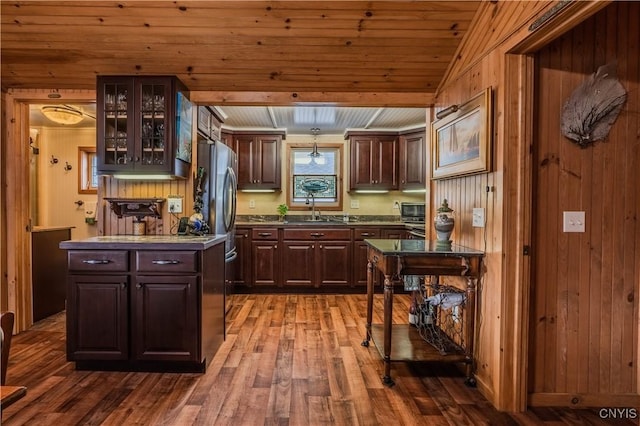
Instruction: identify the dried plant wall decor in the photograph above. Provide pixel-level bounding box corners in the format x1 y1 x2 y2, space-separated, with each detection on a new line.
561 62 627 148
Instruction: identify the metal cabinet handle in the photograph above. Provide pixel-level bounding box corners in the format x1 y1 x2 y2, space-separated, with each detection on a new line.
82 259 111 265
258 232 272 237
136 283 143 289
274 244 277 249
319 244 323 249
361 232 372 236
151 260 180 265
310 233 324 237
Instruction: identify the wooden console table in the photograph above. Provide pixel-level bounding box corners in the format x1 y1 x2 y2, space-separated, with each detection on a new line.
361 239 484 387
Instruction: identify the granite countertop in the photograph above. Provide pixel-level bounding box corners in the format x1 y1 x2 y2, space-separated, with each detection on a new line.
59 234 226 250
235 220 406 226
364 239 484 256
236 215 407 227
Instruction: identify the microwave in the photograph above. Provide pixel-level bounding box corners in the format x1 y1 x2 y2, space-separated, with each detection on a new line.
400 202 425 223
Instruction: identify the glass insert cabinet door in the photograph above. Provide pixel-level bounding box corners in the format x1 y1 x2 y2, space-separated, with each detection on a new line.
139 82 167 167
100 78 134 169
97 76 173 173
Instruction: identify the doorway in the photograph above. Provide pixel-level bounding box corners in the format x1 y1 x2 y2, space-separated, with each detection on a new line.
28 103 98 323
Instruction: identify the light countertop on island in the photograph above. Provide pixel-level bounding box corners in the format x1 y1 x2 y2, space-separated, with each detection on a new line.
59 235 226 250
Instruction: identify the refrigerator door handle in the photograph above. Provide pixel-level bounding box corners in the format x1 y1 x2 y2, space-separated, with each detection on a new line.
223 166 238 233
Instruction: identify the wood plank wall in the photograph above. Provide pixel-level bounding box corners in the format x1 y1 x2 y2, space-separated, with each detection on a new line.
431 49 504 407
101 177 193 236
529 2 639 407
433 0 628 411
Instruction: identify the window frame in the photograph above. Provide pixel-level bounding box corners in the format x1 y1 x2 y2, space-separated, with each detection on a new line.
78 146 98 194
285 143 343 211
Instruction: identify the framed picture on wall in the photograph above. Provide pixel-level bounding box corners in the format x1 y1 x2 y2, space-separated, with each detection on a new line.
431 87 492 179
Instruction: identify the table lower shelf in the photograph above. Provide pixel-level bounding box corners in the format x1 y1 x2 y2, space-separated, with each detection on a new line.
370 324 469 363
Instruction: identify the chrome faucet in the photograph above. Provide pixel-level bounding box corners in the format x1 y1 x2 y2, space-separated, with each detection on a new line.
305 193 320 221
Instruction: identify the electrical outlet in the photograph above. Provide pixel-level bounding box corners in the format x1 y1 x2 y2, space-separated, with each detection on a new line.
249 199 256 209
563 211 585 232
350 199 360 209
472 207 485 227
168 197 183 214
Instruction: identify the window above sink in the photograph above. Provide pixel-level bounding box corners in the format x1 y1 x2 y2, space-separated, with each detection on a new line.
286 143 343 211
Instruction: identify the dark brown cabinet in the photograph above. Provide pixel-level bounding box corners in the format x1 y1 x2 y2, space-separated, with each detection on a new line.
32 227 71 322
68 273 129 361
251 228 279 286
234 228 251 287
232 132 284 191
281 228 351 288
347 132 398 191
132 275 198 362
352 227 381 287
221 130 233 147
97 75 190 179
64 242 225 372
381 228 408 240
197 106 223 143
399 129 426 190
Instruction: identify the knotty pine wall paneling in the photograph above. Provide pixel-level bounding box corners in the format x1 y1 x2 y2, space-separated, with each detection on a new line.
432 50 503 406
433 0 624 411
529 2 639 406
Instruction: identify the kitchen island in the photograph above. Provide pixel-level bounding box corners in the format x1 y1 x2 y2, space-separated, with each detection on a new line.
60 235 226 373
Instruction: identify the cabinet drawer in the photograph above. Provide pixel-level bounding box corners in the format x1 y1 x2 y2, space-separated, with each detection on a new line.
136 251 198 273
353 228 381 240
252 228 279 240
283 228 351 240
68 250 129 272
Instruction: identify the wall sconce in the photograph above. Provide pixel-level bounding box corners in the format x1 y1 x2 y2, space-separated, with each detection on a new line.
435 105 459 120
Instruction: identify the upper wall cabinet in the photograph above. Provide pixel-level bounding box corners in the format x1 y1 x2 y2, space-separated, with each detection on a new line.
399 129 426 191
197 106 224 143
347 131 398 191
97 76 190 179
231 131 285 191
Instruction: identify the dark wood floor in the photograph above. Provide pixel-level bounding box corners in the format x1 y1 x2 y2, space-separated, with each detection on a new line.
1 294 635 425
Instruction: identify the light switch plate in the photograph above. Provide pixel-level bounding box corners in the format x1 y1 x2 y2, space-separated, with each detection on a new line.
249 199 256 209
472 208 485 227
563 211 585 232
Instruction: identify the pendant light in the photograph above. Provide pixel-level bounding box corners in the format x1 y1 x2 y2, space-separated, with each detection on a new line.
309 127 321 159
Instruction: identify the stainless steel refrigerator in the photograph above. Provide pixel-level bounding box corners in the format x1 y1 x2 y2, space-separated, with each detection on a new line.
197 141 238 313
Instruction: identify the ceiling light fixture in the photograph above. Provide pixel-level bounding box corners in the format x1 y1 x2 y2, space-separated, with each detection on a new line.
41 105 92 125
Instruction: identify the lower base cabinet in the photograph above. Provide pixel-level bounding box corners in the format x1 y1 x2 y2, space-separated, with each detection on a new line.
68 274 129 360
133 275 198 362
235 224 408 290
64 242 225 372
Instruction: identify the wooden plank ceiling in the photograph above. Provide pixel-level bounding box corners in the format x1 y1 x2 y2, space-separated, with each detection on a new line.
1 1 481 105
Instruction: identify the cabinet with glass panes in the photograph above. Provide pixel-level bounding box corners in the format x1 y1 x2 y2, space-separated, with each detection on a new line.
97 76 191 179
